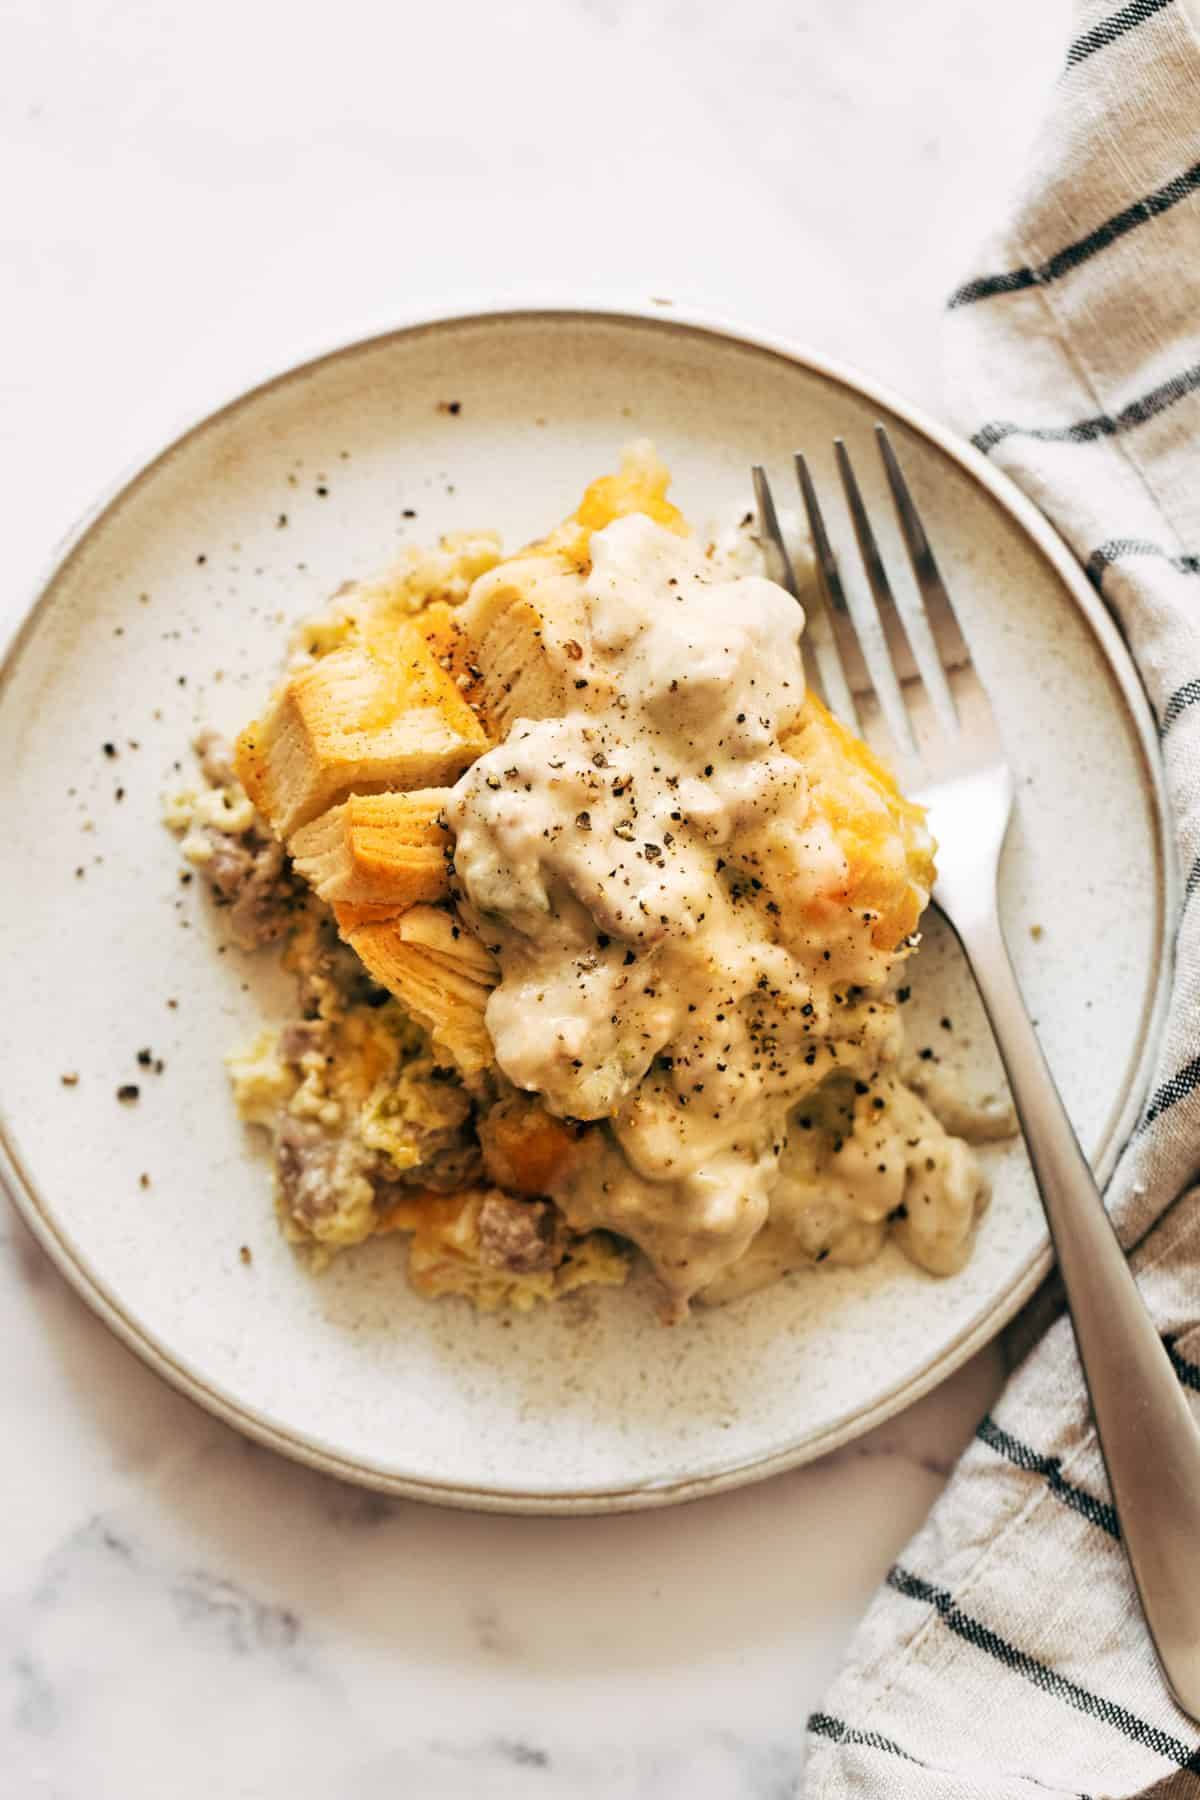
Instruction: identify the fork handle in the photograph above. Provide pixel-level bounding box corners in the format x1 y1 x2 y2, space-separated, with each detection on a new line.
952 904 1200 1721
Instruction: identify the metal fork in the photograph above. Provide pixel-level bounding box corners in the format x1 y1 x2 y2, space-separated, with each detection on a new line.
755 425 1200 1723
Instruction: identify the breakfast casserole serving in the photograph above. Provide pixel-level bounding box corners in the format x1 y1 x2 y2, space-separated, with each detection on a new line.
167 445 1009 1320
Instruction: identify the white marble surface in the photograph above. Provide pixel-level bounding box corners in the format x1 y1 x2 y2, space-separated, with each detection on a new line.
2 1 1069 1792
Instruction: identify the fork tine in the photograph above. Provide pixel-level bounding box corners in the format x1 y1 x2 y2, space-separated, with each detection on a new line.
793 452 872 731
875 424 967 725
751 464 802 604
833 438 927 760
752 464 831 709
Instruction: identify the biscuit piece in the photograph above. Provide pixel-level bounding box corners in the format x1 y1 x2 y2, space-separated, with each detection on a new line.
290 789 453 915
235 617 488 838
342 904 498 1075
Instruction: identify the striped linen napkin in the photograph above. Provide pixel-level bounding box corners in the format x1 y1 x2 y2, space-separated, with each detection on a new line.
805 3 1200 1794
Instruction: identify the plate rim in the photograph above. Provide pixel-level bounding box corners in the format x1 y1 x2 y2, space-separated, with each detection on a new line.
0 300 1176 1513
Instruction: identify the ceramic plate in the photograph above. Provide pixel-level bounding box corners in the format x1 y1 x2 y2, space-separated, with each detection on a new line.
0 307 1171 1512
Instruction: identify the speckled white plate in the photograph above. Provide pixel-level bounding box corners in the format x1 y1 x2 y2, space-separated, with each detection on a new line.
0 306 1171 1512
